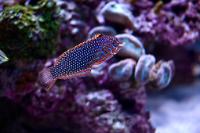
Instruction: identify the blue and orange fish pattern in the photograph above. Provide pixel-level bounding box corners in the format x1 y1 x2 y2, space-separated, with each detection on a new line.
39 34 123 89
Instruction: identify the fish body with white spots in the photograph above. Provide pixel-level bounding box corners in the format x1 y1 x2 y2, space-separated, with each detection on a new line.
39 34 123 90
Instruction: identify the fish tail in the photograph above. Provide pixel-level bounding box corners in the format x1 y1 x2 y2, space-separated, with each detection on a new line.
38 68 56 90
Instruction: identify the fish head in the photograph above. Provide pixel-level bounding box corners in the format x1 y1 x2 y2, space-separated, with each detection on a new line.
93 34 124 64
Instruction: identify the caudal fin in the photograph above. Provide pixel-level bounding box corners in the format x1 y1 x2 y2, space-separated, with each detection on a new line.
38 68 56 90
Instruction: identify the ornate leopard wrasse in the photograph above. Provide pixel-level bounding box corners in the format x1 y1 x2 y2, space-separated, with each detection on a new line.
38 34 123 90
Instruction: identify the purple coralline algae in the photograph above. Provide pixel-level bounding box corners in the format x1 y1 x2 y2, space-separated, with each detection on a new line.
0 0 182 133
97 0 200 46
58 0 200 49
95 0 199 83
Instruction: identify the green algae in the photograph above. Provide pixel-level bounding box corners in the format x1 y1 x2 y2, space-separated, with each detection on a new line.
0 0 60 60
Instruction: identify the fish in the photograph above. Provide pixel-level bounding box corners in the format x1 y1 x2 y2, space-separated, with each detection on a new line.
38 34 123 90
0 49 9 64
